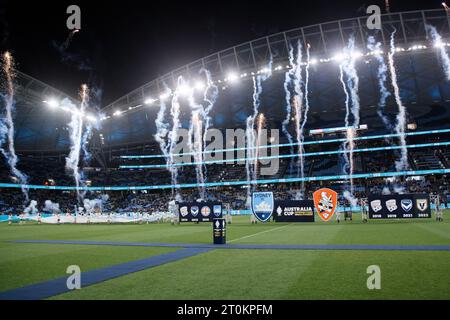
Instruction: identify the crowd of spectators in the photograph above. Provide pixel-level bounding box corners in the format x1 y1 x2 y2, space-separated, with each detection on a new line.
1 174 448 214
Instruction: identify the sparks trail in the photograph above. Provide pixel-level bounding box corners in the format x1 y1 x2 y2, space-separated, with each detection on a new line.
426 24 450 81
245 59 272 204
254 113 266 182
187 87 206 199
298 43 312 199
367 36 393 132
282 44 295 160
65 84 90 204
282 41 303 199
168 77 183 201
387 30 409 172
339 37 361 200
200 68 218 151
291 42 303 190
62 29 80 51
79 86 99 201
339 63 350 181
0 52 29 203
154 86 171 181
200 68 218 188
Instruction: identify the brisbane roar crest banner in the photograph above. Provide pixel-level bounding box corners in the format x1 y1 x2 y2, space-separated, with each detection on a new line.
313 188 338 222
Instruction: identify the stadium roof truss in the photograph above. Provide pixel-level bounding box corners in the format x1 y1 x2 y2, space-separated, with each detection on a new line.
102 9 450 117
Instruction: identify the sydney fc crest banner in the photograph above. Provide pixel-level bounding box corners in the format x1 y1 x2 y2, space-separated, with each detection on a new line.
368 194 431 219
251 192 274 222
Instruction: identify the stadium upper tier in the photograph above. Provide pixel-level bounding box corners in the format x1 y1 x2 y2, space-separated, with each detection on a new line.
9 8 450 153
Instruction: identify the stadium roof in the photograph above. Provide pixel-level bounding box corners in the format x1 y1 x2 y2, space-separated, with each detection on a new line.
9 8 450 153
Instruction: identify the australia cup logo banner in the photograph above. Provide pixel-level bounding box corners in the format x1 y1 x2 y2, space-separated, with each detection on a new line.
273 200 315 222
251 192 274 222
313 188 338 222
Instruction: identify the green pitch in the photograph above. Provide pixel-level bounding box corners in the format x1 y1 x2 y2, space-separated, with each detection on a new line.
0 211 449 300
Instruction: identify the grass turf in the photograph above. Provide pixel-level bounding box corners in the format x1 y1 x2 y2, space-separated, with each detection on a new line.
0 211 449 299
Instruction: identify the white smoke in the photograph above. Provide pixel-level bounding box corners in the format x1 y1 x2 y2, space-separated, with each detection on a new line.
367 36 392 131
0 52 29 202
44 200 61 214
167 77 184 200
83 194 109 215
24 200 38 215
154 85 171 161
393 184 405 194
200 68 218 189
343 190 358 207
282 44 295 156
245 58 273 202
382 186 391 195
426 24 450 81
339 37 361 197
64 98 84 203
297 43 312 199
200 68 218 151
387 30 409 172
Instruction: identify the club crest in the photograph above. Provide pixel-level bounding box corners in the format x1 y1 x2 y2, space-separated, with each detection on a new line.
313 188 337 222
180 206 188 217
201 206 211 217
416 199 428 212
251 192 274 222
401 199 413 212
370 200 382 212
386 199 397 212
213 205 222 217
190 206 199 217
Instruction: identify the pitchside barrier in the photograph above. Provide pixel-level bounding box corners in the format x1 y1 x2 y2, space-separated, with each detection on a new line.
177 202 223 222
368 194 432 219
273 200 315 222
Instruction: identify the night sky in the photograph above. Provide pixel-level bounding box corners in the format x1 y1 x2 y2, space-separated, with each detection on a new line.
0 0 437 106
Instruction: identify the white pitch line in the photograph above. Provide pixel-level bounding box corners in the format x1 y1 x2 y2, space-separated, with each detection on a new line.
228 224 291 243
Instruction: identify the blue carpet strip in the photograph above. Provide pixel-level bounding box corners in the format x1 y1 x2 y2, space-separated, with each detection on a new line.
0 247 211 300
12 240 450 251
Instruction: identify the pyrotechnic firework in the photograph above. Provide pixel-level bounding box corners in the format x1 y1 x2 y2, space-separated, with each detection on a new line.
297 43 312 199
245 59 272 203
426 24 450 81
167 77 183 200
188 110 206 199
387 30 409 172
282 41 306 199
62 29 80 51
66 84 89 204
253 113 266 182
367 36 392 131
282 44 295 157
0 52 29 203
200 68 218 191
200 68 218 151
339 37 361 199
